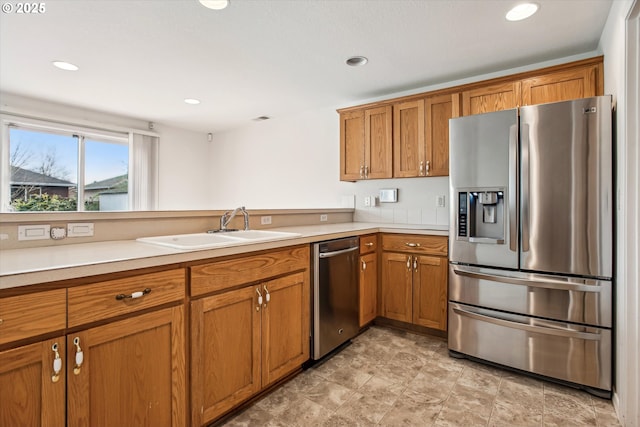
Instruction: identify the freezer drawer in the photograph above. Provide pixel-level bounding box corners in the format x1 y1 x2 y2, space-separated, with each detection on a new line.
448 302 611 393
449 264 612 328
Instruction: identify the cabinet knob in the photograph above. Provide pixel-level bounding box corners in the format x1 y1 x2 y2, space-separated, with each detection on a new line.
365 242 374 247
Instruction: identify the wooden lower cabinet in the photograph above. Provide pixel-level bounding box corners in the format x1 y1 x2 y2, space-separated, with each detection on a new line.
0 337 66 427
412 255 448 330
190 271 309 426
359 252 378 326
67 305 186 427
381 252 413 323
380 234 448 332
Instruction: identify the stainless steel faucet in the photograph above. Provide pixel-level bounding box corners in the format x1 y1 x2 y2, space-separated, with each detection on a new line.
219 206 250 231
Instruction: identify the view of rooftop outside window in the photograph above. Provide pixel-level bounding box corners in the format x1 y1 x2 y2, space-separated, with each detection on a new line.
8 126 129 212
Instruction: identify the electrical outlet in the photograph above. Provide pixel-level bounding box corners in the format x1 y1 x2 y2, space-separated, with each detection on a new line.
261 216 272 225
320 214 328 222
364 196 371 207
436 195 446 208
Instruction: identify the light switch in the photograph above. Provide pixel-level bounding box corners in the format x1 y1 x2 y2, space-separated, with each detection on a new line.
18 225 51 241
67 223 94 237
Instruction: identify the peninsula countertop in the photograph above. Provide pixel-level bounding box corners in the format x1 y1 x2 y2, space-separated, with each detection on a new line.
0 222 448 290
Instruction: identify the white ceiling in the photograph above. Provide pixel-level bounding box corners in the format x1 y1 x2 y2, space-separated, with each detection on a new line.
0 0 612 134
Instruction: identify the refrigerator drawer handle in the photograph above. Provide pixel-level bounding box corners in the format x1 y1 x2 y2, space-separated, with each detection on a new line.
318 246 360 258
468 237 505 244
451 306 603 341
453 268 602 293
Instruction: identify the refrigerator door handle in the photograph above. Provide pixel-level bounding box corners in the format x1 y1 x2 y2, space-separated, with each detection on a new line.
508 123 518 252
468 237 505 244
451 305 603 341
520 123 530 252
452 265 603 293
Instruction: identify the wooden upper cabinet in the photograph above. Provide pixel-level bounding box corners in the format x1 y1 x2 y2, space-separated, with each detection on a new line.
364 106 393 179
339 110 365 180
340 107 392 181
393 100 425 177
521 64 601 106
425 93 460 177
462 81 522 116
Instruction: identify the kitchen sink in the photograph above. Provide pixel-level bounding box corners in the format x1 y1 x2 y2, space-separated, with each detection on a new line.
137 230 301 250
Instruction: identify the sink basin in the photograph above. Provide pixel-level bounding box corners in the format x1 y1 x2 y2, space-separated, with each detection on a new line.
137 230 301 250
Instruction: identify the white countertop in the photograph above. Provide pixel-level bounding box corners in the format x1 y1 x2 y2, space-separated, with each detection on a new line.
0 222 448 290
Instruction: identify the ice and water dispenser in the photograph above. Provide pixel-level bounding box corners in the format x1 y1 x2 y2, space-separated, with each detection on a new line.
456 189 505 244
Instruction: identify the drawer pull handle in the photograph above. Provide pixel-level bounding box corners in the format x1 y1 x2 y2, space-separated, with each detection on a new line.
115 288 152 301
365 242 374 247
362 260 367 271
73 337 84 375
51 343 62 383
406 256 412 271
405 243 421 248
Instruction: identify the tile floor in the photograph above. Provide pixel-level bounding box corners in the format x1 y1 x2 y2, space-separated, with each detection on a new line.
223 326 621 427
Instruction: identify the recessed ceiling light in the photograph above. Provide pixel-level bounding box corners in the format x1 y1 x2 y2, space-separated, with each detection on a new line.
199 0 229 10
253 116 270 121
52 61 79 71
506 3 539 21
184 98 201 105
346 56 368 67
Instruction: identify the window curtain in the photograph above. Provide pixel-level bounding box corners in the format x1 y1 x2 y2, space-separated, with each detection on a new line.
129 132 159 210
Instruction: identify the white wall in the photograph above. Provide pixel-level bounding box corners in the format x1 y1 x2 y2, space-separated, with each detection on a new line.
599 0 638 425
153 123 211 210
0 92 211 211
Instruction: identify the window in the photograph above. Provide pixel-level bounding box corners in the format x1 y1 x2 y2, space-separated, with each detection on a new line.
1 116 158 212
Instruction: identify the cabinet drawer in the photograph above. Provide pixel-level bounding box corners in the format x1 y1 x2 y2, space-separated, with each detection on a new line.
382 234 448 256
67 269 185 328
0 288 66 345
359 234 378 255
191 246 310 297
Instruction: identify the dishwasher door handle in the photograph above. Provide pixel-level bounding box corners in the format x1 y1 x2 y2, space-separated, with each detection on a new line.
318 246 360 258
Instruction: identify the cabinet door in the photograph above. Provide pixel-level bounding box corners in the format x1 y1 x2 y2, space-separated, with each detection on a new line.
393 100 425 177
0 337 65 427
359 252 378 326
521 65 599 106
380 253 413 322
413 256 448 331
340 110 365 181
67 306 185 427
425 93 460 177
261 272 309 386
462 81 521 116
364 106 393 179
191 287 261 426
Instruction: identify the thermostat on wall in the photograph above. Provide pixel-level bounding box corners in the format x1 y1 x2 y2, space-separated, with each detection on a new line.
379 188 398 203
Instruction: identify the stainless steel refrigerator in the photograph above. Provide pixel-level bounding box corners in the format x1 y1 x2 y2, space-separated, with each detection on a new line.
448 95 613 398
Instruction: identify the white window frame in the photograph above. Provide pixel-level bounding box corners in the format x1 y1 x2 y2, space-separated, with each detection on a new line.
0 113 158 212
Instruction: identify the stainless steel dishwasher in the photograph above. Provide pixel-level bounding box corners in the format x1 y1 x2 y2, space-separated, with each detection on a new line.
312 236 360 360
